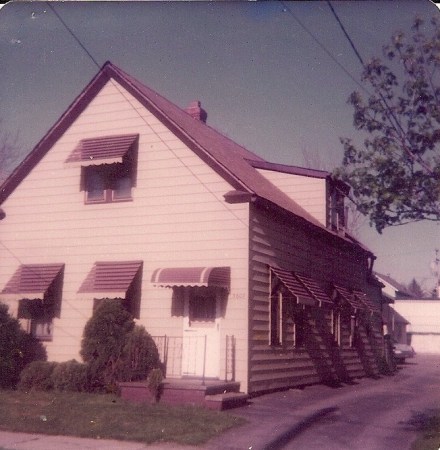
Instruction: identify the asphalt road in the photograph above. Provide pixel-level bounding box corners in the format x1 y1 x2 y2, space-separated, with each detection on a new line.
270 354 440 450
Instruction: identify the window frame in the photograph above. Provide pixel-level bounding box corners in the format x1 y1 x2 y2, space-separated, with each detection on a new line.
292 308 305 349
270 291 283 347
30 318 53 342
349 314 359 348
83 161 134 204
331 309 341 346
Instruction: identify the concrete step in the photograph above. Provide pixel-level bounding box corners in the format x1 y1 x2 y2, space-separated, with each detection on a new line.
204 392 249 410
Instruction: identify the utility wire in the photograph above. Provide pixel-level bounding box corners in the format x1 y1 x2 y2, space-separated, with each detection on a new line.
326 1 434 176
46 2 101 70
326 1 365 66
280 1 370 96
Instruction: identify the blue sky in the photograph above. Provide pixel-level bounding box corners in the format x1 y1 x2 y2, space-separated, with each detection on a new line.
0 1 439 292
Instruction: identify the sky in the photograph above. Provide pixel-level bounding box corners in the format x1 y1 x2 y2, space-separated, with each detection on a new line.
0 0 439 293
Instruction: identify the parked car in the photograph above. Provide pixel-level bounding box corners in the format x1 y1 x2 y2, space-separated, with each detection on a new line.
393 343 415 363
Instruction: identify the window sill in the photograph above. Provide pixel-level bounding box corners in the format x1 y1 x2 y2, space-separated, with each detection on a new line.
85 197 133 205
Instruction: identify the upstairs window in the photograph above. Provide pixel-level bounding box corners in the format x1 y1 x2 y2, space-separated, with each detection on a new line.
65 134 139 205
83 161 133 203
327 180 349 232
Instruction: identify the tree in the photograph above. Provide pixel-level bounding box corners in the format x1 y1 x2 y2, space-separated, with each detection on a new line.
406 278 425 298
0 303 47 389
335 17 440 233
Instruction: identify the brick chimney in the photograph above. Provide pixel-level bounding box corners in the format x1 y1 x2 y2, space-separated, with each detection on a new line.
185 101 207 123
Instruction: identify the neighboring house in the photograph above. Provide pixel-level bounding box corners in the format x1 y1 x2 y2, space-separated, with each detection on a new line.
376 273 440 354
375 273 412 302
376 273 411 343
392 300 440 354
0 62 384 395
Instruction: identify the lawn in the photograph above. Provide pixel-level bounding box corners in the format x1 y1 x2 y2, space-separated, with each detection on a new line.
0 390 245 445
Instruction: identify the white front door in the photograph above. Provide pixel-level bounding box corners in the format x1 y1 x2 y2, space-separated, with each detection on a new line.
182 288 220 378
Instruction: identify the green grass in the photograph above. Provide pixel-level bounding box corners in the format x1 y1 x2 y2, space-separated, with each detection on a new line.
0 390 245 445
410 409 440 450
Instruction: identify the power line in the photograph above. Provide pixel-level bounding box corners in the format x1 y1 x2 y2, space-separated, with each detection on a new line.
326 1 365 66
280 1 370 96
45 2 101 70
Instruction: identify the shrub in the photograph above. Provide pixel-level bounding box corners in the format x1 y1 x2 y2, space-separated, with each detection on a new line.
81 299 135 390
51 360 91 392
0 303 47 389
80 300 161 391
18 361 57 391
121 325 160 382
147 368 163 403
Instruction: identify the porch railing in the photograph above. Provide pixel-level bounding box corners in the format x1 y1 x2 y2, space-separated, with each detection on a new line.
152 335 236 381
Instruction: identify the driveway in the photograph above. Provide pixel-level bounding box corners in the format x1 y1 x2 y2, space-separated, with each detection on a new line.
1 355 439 450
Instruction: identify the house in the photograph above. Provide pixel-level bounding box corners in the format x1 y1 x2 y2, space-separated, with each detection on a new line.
391 300 440 354
0 61 385 396
375 273 412 302
376 273 411 343
376 272 440 354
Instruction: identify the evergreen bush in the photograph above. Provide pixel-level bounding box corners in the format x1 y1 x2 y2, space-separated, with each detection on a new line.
18 361 57 391
122 325 160 381
0 303 47 389
51 360 91 392
80 299 160 391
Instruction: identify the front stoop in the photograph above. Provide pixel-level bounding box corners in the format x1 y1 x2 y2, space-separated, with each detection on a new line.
204 392 249 410
119 379 248 410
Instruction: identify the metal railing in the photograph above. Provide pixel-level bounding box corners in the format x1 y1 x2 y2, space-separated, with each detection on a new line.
152 334 236 381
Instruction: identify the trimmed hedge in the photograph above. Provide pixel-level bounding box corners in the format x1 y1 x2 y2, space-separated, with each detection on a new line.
14 300 161 393
18 361 57 391
52 360 91 392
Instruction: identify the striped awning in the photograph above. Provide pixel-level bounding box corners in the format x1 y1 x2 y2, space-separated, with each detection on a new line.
79 261 143 297
65 133 139 166
270 267 317 306
151 267 230 291
353 290 381 315
333 284 365 311
295 273 333 306
1 264 64 299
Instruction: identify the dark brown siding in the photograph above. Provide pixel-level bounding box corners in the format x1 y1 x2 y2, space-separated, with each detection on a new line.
248 204 383 394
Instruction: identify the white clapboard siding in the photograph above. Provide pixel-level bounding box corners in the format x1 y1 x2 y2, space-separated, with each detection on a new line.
256 168 327 225
0 78 250 389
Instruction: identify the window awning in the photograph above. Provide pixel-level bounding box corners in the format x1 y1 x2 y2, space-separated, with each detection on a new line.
295 273 333 306
1 264 64 299
353 290 381 315
333 284 365 311
65 133 139 166
151 267 230 291
79 261 143 298
270 267 317 306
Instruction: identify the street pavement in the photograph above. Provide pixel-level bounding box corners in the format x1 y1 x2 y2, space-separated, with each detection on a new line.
1 354 439 450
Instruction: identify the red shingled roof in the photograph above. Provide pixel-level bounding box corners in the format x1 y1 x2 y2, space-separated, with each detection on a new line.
0 61 373 255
